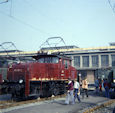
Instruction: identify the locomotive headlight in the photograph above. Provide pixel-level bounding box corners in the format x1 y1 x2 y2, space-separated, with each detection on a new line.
113 79 115 83
19 79 23 84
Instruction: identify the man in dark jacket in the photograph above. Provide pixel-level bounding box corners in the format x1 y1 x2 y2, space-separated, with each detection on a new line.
103 79 110 98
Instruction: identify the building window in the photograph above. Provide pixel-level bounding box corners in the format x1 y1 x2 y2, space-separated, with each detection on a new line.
92 55 98 67
74 56 80 67
82 56 89 67
101 55 109 67
112 55 115 66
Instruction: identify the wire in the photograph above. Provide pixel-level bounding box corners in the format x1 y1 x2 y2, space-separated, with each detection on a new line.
108 0 115 14
0 10 52 36
10 0 12 17
0 0 52 35
23 0 65 26
23 0 46 17
10 16 51 36
0 0 8 4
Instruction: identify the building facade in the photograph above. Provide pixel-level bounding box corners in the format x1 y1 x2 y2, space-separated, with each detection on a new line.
65 48 115 84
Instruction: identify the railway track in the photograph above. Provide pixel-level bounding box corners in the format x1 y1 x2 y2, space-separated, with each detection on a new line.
83 99 115 113
93 102 115 113
0 94 66 109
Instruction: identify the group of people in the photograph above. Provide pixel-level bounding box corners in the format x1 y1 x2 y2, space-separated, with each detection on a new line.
65 78 88 105
95 78 111 98
65 76 112 105
95 78 103 93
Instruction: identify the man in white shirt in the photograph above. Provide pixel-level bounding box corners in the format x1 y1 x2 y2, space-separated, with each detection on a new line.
74 80 81 102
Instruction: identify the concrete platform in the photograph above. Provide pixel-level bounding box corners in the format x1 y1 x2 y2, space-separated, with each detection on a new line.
0 91 111 113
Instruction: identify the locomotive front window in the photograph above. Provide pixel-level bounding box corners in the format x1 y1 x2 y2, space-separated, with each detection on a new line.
52 57 59 63
38 58 44 63
38 57 59 63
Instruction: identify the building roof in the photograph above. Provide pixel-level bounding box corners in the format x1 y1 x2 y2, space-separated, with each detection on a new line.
0 45 115 57
109 42 115 46
41 45 78 50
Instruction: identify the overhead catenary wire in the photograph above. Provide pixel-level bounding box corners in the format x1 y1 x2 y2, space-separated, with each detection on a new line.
108 0 115 14
0 0 66 39
10 16 52 36
0 9 52 36
0 0 52 36
23 0 65 27
0 0 8 4
0 0 67 51
23 0 46 18
10 0 12 17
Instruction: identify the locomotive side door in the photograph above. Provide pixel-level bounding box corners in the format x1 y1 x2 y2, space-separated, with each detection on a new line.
62 58 76 80
64 59 71 79
60 58 65 79
60 58 70 79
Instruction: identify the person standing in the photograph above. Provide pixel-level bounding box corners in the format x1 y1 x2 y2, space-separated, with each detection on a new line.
113 107 115 113
81 78 88 99
103 79 110 98
74 80 81 102
65 78 75 105
95 78 99 93
99 78 102 92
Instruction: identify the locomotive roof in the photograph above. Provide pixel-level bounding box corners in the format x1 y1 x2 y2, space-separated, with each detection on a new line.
33 53 72 60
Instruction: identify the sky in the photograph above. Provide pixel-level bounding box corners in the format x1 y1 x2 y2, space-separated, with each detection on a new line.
0 0 115 51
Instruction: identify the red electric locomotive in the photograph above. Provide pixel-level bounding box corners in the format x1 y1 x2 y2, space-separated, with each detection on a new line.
7 53 77 98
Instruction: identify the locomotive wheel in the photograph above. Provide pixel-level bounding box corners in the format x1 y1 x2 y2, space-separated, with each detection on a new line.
49 82 60 96
60 83 66 94
34 88 41 98
30 86 41 98
40 89 52 98
53 87 59 96
40 83 52 98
